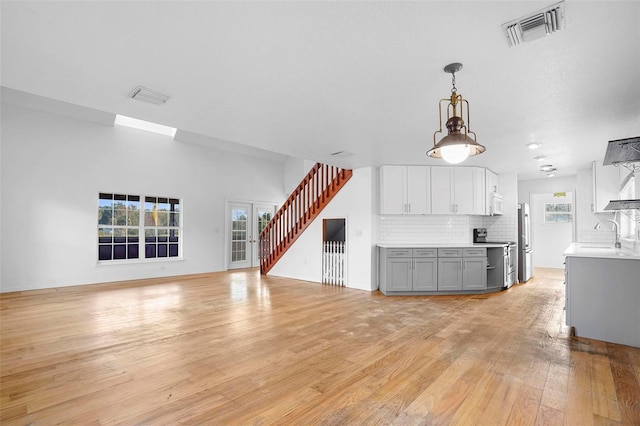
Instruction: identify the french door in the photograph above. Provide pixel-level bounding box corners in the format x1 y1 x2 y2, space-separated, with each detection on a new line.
228 201 275 269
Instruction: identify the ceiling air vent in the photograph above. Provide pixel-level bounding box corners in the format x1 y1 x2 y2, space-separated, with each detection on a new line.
127 86 171 105
502 1 565 47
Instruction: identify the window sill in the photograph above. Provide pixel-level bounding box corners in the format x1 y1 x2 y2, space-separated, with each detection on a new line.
96 257 184 266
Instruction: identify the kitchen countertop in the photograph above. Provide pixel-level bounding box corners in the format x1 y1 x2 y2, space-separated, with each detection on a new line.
563 243 640 260
378 243 508 248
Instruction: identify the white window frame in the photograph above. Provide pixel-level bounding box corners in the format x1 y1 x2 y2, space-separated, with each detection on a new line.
98 193 182 263
543 202 573 223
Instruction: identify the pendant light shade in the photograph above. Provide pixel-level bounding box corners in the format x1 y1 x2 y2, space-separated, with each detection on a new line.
427 63 485 164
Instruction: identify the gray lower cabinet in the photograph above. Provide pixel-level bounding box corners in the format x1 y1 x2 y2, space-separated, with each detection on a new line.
380 248 437 293
385 257 412 291
437 257 463 290
437 248 487 291
565 256 640 348
413 258 438 291
462 258 487 289
380 246 487 294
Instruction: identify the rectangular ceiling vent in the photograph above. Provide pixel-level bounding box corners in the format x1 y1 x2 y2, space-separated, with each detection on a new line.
128 86 171 105
502 1 565 47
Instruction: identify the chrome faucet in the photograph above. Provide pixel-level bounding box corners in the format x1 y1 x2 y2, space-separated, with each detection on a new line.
594 219 621 248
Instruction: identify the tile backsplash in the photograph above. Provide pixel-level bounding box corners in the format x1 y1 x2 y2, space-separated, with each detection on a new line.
378 214 517 244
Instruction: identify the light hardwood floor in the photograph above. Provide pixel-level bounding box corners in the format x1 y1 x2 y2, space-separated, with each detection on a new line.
1 268 639 425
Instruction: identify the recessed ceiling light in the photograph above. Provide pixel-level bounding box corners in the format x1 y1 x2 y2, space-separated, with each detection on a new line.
527 142 542 149
534 155 547 162
540 164 555 172
547 172 556 178
114 114 177 138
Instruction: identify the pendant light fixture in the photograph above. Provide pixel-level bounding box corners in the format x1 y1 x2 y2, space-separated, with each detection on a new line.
427 63 485 164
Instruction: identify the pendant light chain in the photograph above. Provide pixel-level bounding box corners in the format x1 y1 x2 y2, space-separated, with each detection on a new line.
451 72 457 94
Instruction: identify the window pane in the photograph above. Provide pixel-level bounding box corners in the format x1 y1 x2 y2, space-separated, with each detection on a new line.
114 228 126 243
169 244 178 257
114 244 126 259
158 244 168 257
98 227 113 243
128 244 139 259
99 245 112 260
158 228 168 242
128 209 140 226
556 213 572 222
145 228 156 243
99 193 113 208
156 211 168 227
98 207 113 225
145 244 156 258
545 213 556 223
170 212 179 226
128 228 139 243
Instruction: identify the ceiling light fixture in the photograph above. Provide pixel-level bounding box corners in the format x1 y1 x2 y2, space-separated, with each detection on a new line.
540 164 555 172
534 155 547 162
427 63 485 164
527 142 542 149
114 114 177 138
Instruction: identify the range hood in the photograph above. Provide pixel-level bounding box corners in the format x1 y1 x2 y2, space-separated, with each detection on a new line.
601 136 640 211
605 199 640 211
603 136 640 165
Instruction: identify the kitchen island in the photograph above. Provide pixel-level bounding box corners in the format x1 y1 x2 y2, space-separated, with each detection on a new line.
563 243 640 348
378 243 508 296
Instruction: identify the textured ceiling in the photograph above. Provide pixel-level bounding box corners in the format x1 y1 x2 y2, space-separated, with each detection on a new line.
2 1 639 180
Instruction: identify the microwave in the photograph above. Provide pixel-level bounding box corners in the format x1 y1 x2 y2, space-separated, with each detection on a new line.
489 192 503 216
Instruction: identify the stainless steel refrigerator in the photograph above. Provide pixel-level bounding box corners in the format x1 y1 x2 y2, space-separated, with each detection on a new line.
518 203 534 282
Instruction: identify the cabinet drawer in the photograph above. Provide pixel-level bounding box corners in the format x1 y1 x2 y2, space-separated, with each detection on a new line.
412 248 437 258
386 248 412 258
463 248 487 257
438 248 463 258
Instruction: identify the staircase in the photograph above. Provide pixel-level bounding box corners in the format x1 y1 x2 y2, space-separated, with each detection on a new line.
259 163 353 274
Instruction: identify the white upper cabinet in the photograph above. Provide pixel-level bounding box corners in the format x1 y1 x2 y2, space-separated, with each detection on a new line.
431 166 485 215
485 168 501 216
592 161 620 213
379 165 431 215
430 167 455 214
486 169 499 194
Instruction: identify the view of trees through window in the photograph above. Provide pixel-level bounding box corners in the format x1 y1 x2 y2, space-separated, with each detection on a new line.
98 193 180 261
544 202 572 223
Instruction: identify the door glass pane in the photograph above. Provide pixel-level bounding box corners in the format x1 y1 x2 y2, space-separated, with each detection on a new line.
257 209 272 234
231 207 248 263
232 241 246 262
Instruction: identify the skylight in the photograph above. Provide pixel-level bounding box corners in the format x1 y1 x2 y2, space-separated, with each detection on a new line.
114 114 177 138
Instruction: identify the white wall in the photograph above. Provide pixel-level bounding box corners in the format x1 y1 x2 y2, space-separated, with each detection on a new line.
517 176 577 205
283 157 316 196
268 167 376 291
1 102 286 292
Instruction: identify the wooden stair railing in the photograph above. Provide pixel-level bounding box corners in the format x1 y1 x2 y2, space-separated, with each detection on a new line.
259 163 353 274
